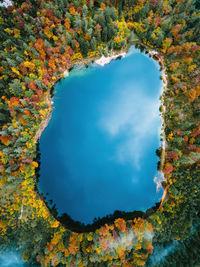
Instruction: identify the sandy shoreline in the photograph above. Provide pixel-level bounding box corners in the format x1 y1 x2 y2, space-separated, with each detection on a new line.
95 52 126 66
34 94 52 143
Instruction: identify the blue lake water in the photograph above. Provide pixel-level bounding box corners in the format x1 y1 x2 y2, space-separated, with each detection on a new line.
0 251 39 267
0 251 24 267
39 46 163 224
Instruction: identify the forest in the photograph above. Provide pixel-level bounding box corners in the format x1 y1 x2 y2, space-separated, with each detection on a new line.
0 0 199 266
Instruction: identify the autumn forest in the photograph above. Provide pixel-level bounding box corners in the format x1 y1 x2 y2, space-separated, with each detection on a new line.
0 0 200 266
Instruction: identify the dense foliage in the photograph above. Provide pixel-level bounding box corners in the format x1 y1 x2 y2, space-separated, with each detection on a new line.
0 0 199 266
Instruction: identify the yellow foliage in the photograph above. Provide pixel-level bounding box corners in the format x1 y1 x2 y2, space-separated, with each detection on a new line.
51 231 63 246
29 73 37 79
51 220 60 228
44 27 53 39
39 109 46 116
87 233 93 241
167 132 174 141
11 67 20 76
32 161 38 168
88 51 99 57
114 35 121 44
96 247 101 254
4 28 12 34
53 35 58 41
13 29 20 38
69 7 76 16
0 16 4 25
23 61 35 71
188 64 196 72
12 121 18 128
71 52 82 61
127 22 135 30
1 154 8 164
0 177 7 187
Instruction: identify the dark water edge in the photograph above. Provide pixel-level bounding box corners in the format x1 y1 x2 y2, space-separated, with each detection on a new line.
36 143 161 233
35 43 164 233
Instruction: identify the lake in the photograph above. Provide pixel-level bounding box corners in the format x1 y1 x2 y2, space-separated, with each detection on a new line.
0 250 40 267
39 46 163 224
0 251 25 267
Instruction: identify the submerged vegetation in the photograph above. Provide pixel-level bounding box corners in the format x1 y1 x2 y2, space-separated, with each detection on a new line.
0 0 199 266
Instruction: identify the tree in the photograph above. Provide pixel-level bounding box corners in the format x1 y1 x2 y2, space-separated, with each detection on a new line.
74 13 82 29
90 37 96 50
102 26 108 42
9 80 23 97
82 17 88 33
79 37 89 57
82 4 88 15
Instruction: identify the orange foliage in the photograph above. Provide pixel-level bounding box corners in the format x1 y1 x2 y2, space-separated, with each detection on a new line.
19 118 28 126
123 263 135 267
64 18 70 29
114 218 127 232
188 87 199 102
68 234 79 255
10 97 20 106
69 7 76 16
133 217 145 231
34 38 45 51
163 162 173 174
145 240 153 253
28 80 37 90
166 151 178 161
100 237 110 251
0 136 12 146
99 226 110 237
48 57 56 70
171 24 181 37
32 161 38 168
191 127 200 138
24 110 31 116
146 222 153 234
100 2 106 10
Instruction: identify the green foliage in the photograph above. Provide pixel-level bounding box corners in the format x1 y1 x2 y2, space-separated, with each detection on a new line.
0 0 199 266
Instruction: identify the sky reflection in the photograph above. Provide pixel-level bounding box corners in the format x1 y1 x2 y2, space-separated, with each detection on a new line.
39 46 163 223
0 252 24 267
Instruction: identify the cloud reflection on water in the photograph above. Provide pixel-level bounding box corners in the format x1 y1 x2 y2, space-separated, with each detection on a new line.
39 47 163 223
98 83 160 170
0 252 24 267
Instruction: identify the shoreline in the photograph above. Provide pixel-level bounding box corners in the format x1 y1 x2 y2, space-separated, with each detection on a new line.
34 93 52 143
34 47 131 143
32 48 132 229
148 50 167 153
95 51 126 66
148 50 168 207
34 43 168 225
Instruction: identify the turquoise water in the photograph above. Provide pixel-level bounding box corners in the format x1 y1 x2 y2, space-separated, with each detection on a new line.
0 252 24 267
39 46 163 224
0 251 39 267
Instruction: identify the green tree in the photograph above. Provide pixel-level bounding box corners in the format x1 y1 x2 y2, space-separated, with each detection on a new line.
9 80 23 97
90 37 96 50
79 37 89 57
102 26 108 42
